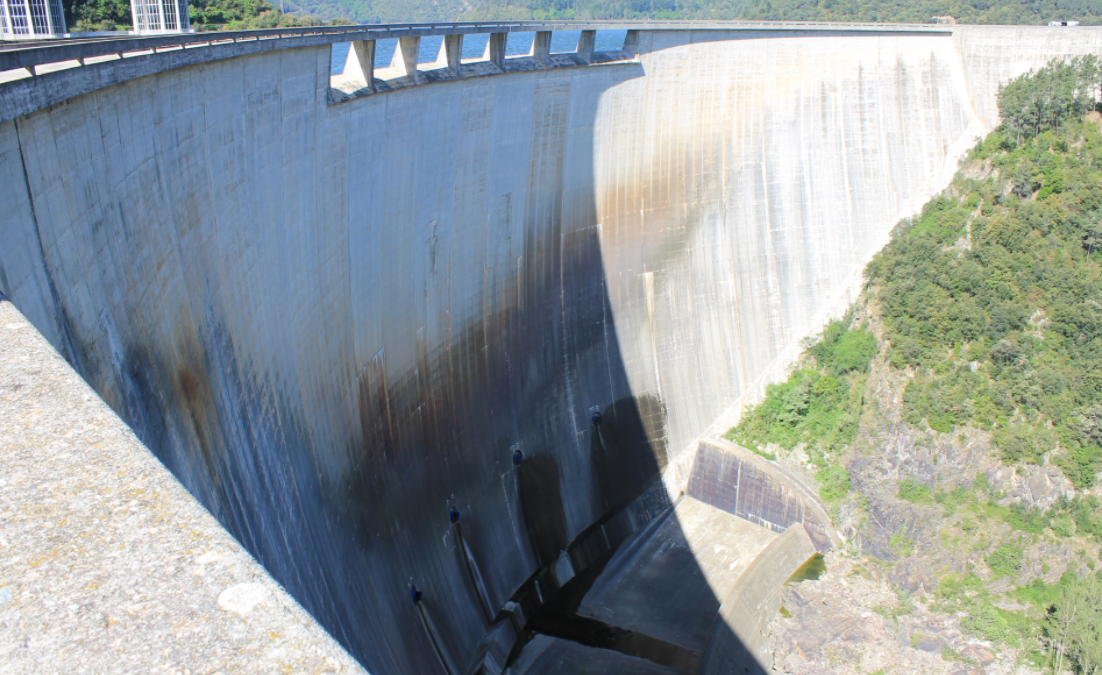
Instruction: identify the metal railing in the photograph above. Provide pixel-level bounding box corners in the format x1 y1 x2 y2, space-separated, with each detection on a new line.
0 19 962 125
0 19 950 75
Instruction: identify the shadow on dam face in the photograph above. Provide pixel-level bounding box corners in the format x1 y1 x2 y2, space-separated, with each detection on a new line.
16 22 1102 673
0 47 780 674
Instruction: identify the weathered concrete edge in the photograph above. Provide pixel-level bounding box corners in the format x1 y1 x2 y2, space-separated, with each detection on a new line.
0 23 959 126
705 437 840 547
0 298 368 674
698 523 818 674
663 438 836 545
329 49 639 104
681 438 840 555
0 37 325 126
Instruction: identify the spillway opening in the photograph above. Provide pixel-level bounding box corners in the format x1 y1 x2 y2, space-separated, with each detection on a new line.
416 35 446 65
328 26 638 105
547 28 628 53
372 38 398 67
461 32 491 60
505 31 536 58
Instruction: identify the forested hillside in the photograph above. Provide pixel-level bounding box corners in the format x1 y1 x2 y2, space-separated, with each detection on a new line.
270 0 1102 27
734 57 1102 673
63 0 347 32
60 0 1102 34
461 0 1102 23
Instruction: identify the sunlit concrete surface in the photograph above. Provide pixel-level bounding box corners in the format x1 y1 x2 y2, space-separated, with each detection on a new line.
700 523 819 674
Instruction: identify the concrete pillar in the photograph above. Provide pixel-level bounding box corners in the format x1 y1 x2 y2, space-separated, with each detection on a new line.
436 33 462 75
391 36 421 83
484 32 506 70
623 29 640 57
531 31 551 65
343 39 376 92
576 29 595 63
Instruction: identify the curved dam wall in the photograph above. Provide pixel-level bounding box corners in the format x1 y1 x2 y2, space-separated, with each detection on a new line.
2 24 1100 673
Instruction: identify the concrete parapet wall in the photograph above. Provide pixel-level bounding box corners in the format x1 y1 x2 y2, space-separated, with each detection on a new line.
0 23 1098 673
686 439 837 552
953 26 1102 128
698 523 818 674
0 299 365 674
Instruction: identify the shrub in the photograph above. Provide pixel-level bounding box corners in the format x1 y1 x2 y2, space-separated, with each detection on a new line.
963 603 1018 646
810 322 878 375
1052 514 1077 538
898 477 934 503
817 465 851 502
973 472 991 495
993 423 1057 464
987 544 1024 579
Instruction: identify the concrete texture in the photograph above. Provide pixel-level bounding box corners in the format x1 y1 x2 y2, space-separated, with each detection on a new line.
505 634 688 675
330 47 635 102
687 439 837 553
578 496 778 654
954 26 1102 130
0 299 365 674
1 23 1100 675
699 524 819 675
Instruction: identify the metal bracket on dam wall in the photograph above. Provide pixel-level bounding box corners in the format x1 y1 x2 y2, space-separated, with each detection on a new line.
6 19 1102 675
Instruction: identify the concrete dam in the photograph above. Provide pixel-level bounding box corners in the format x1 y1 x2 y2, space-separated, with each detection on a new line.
2 20 1101 674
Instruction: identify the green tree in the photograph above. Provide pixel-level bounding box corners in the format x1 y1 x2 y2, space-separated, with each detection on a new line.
66 0 130 31
994 423 1057 464
1046 573 1102 674
816 464 850 502
987 543 1024 579
998 56 1101 142
1084 218 1102 257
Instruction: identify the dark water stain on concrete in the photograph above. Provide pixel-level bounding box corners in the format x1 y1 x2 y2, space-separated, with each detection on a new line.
518 525 700 673
1 60 764 675
517 456 569 568
593 394 668 514
176 366 220 489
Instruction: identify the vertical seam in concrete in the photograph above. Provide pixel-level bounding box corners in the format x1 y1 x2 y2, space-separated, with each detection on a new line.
14 117 77 367
733 454 742 518
948 28 985 130
721 68 749 403
557 89 579 445
643 271 662 402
